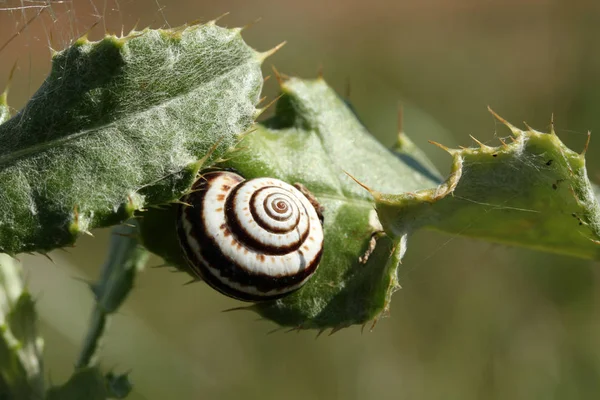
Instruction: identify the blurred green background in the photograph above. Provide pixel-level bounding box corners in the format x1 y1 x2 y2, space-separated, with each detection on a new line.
2 0 600 399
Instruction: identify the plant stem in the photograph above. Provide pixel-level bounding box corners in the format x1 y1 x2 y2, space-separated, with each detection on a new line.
75 220 148 369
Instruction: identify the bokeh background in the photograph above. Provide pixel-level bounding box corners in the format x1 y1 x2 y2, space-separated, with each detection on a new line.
2 0 600 399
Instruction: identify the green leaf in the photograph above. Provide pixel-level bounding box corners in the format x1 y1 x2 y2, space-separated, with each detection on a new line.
140 77 437 329
45 367 132 400
0 22 264 255
376 111 600 259
0 254 44 399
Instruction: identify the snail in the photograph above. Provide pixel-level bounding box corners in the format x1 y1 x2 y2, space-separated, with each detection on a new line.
177 170 324 301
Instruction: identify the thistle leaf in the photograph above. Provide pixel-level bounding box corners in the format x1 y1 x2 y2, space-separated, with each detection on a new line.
0 22 263 255
376 116 600 260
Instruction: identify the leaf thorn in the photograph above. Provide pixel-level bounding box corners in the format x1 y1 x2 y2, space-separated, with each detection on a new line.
329 325 347 336
345 77 352 99
183 278 202 285
221 305 256 313
129 19 141 36
241 17 262 31
369 317 379 332
40 253 55 264
317 63 324 79
343 171 379 199
255 94 283 118
1 62 17 106
258 41 287 62
171 199 192 207
397 103 404 135
581 131 591 158
193 136 226 175
208 12 230 25
78 20 101 43
469 135 490 150
488 106 521 137
271 65 289 86
182 19 201 28
428 140 456 155
267 327 285 335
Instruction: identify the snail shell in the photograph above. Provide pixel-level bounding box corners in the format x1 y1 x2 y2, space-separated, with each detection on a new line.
177 170 324 301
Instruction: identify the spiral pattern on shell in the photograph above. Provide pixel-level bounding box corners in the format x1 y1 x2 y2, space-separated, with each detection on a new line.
177 170 324 301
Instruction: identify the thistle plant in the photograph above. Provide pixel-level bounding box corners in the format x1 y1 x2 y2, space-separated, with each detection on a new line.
0 16 599 399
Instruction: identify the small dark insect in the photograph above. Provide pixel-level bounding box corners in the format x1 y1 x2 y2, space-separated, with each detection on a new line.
492 154 498 157
546 160 553 166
